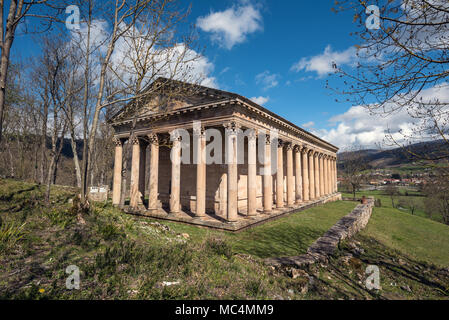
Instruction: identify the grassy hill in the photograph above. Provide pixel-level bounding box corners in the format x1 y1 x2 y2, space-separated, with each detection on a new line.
337 140 449 170
1 179 448 299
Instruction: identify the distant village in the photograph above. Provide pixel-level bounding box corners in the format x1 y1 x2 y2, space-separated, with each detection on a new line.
338 168 433 188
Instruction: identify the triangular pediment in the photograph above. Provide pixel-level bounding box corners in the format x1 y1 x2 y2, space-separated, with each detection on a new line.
109 78 236 123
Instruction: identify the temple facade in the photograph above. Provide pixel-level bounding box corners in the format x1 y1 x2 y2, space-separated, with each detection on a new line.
109 78 340 230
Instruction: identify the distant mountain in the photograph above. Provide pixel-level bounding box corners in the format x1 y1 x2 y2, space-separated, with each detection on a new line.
337 140 449 169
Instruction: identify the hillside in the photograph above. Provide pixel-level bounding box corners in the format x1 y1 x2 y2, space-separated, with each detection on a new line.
0 179 448 299
337 140 449 169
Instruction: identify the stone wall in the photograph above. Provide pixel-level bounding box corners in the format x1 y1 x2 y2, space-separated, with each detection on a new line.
265 197 374 268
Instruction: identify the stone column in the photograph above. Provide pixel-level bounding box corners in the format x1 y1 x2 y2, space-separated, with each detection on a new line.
148 133 159 211
314 152 320 199
247 129 257 216
294 145 302 204
130 135 143 208
263 135 273 213
112 137 123 206
276 140 284 208
169 131 182 214
225 122 239 222
331 157 335 193
308 150 315 200
324 155 329 195
334 157 338 192
139 140 147 201
286 143 294 207
301 147 309 201
195 126 206 218
319 154 324 197
327 156 332 194
329 157 334 193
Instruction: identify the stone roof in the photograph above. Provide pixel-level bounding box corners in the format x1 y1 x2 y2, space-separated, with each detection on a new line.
109 77 338 152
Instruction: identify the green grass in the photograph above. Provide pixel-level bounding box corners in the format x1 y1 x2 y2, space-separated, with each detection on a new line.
4 179 353 299
342 189 444 223
363 206 449 267
1 178 448 300
342 190 449 267
142 201 356 259
227 201 356 258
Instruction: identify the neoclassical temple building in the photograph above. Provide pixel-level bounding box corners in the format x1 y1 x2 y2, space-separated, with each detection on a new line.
109 78 340 231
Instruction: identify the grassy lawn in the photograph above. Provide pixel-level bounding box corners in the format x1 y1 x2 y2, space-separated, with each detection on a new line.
1 179 448 299
364 206 449 268
342 189 443 223
155 201 357 259
342 190 449 267
227 201 356 258
0 179 356 299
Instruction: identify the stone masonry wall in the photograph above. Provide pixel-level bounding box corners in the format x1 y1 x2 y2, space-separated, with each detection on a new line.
265 197 375 268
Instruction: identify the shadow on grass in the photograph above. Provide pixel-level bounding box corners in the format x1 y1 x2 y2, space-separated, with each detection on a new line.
231 225 322 258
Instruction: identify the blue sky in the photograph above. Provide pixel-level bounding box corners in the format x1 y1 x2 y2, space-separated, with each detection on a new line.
190 1 356 126
12 0 428 150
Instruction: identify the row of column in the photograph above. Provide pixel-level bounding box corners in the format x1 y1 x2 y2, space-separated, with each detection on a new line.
112 127 338 223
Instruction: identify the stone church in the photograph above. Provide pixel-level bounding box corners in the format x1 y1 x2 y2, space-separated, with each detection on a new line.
109 78 340 231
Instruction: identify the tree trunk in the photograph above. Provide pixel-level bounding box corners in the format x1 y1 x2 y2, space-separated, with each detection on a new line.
39 101 48 184
69 127 82 188
0 0 21 144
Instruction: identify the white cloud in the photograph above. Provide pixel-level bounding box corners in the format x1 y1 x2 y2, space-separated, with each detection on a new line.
220 67 230 75
302 121 315 128
196 4 263 49
291 45 357 77
313 84 449 149
255 71 280 90
250 96 269 105
72 21 217 89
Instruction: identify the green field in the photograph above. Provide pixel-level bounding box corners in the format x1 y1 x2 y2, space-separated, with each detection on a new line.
1 179 448 299
342 188 444 223
342 189 449 267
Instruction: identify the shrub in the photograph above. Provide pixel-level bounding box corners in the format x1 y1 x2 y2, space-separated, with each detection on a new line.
245 279 266 297
205 237 233 259
0 221 26 252
45 209 74 228
98 223 125 241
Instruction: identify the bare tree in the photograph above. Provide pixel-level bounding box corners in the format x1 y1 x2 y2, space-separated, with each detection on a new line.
331 0 449 166
0 0 64 144
340 145 368 199
423 171 449 224
385 184 399 208
68 0 204 206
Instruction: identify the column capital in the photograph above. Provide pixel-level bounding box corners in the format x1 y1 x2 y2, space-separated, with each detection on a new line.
265 134 271 145
193 125 206 137
170 130 182 141
247 128 257 141
224 121 241 134
113 136 124 146
148 133 159 145
130 135 140 145
293 144 301 153
285 142 293 151
277 139 284 149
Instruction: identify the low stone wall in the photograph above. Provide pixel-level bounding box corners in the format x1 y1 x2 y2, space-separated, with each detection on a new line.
265 197 374 268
